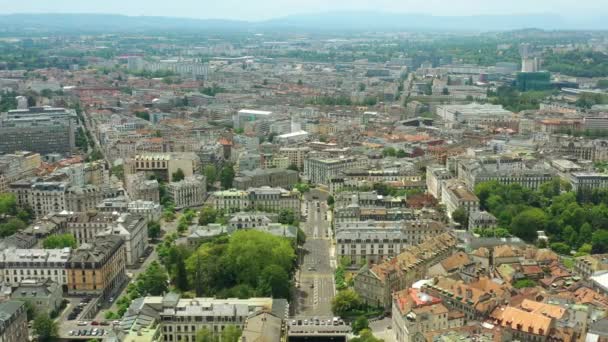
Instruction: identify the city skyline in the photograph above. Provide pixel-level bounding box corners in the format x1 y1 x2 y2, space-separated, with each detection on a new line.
1 0 606 21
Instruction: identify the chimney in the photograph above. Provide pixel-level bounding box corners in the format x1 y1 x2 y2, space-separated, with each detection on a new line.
465 289 472 299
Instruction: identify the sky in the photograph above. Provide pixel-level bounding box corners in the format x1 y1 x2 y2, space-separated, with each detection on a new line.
0 0 605 21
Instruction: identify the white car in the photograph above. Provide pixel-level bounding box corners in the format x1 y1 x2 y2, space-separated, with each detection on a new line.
77 321 88 326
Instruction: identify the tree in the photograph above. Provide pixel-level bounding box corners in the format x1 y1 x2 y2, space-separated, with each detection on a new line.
33 313 58 342
352 316 370 335
396 149 407 158
550 242 571 255
148 221 161 240
174 259 189 292
287 164 299 172
592 230 608 253
0 218 26 237
196 328 216 342
513 278 536 289
0 193 17 215
258 264 290 298
23 300 35 321
382 147 397 157
137 261 168 296
199 207 218 225
220 164 235 189
327 195 335 206
350 329 383 342
43 233 77 249
172 168 185 182
204 165 217 186
111 165 124 180
278 209 296 225
451 207 469 228
295 183 310 193
297 227 307 245
510 208 547 242
331 289 362 317
297 79 303 86
221 326 242 342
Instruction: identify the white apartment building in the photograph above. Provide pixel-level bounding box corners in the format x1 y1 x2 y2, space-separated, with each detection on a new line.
335 220 446 265
278 147 310 170
441 180 479 219
98 213 148 266
570 172 608 192
304 155 367 185
426 165 452 200
118 294 286 342
167 175 207 209
0 248 70 288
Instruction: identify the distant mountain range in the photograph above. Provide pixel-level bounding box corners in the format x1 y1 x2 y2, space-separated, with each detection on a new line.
1 12 606 34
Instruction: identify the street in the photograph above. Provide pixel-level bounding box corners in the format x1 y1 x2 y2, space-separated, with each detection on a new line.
293 198 336 318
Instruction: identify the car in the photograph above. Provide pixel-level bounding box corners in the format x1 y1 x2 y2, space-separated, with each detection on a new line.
291 320 297 325
69 331 75 336
91 321 99 326
100 329 105 335
77 321 88 326
309 283 314 288
109 297 115 303
113 320 121 325
303 319 308 325
100 321 110 326
307 266 315 271
76 330 82 336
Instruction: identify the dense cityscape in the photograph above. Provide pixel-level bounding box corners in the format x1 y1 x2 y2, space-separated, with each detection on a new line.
2 7 608 342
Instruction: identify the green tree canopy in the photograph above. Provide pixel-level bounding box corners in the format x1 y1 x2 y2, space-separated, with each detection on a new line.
172 168 185 182
511 208 547 242
148 221 161 240
220 164 235 189
43 233 77 249
33 313 59 342
331 289 362 317
351 317 370 335
199 206 218 225
137 261 168 296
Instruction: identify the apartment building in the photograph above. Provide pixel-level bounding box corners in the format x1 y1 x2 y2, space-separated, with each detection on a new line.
233 168 298 190
10 279 63 315
336 220 446 265
0 248 70 288
124 152 200 182
353 232 457 309
570 172 608 192
441 180 479 219
334 191 407 209
117 293 286 342
63 211 147 266
278 147 310 170
304 155 367 185
392 289 459 342
209 189 250 212
210 187 300 216
66 235 127 298
125 173 160 203
98 213 148 266
0 151 41 193
167 175 207 209
426 165 453 200
0 301 28 342
0 106 77 155
248 187 299 216
9 179 122 218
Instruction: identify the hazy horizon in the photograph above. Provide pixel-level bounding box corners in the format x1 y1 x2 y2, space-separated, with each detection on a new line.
0 0 605 21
